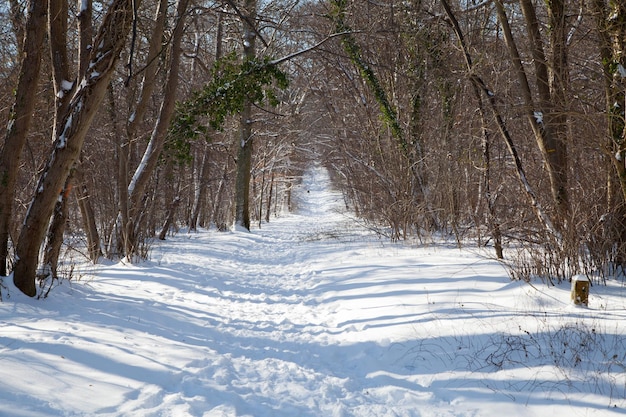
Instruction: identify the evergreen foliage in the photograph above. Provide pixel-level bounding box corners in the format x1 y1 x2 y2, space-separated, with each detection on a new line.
169 53 289 146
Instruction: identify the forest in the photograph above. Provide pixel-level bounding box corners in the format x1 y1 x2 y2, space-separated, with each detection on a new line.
2 0 626 297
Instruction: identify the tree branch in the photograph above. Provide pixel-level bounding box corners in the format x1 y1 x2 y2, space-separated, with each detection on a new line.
223 0 269 48
269 32 350 66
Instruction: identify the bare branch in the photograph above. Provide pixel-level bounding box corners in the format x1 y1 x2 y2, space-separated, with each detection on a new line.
269 32 350 66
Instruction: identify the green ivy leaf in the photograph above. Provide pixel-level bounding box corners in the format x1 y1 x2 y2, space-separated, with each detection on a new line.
166 53 289 163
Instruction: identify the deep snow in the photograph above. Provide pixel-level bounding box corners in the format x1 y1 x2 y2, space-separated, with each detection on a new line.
1 165 626 416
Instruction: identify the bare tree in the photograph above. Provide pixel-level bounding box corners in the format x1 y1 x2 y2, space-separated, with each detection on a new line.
0 0 47 277
593 0 626 202
234 0 259 230
42 0 82 278
124 0 191 257
493 0 570 223
13 0 140 297
440 0 561 253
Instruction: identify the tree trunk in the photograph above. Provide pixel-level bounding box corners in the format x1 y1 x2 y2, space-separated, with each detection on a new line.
43 174 73 278
125 0 168 140
125 0 190 256
234 0 258 231
42 0 76 278
190 147 210 231
9 0 25 53
48 0 73 125
518 0 569 219
591 0 626 260
440 0 562 247
78 0 93 79
258 155 267 228
212 162 230 229
593 0 626 202
113 0 168 256
43 0 99 277
546 0 569 215
72 0 102 264
494 0 569 222
0 0 47 277
235 115 254 230
265 172 274 223
189 9 224 231
13 0 139 297
74 166 102 262
159 197 182 240
109 83 130 258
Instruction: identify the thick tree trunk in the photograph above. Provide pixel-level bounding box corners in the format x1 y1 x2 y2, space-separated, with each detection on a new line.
44 0 97 272
235 115 254 230
546 0 570 216
234 0 258 231
48 0 72 124
78 0 93 79
592 0 626 260
42 0 76 278
13 0 139 297
494 0 570 222
43 175 73 278
593 0 626 202
519 0 569 218
73 0 101 264
0 0 47 277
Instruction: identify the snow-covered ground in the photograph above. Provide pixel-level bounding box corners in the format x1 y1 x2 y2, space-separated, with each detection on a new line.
2 165 626 416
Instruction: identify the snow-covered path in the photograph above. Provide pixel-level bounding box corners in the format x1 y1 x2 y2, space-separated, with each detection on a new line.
1 165 626 416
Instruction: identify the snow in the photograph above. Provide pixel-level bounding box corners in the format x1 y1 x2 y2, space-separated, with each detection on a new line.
128 137 154 195
573 274 590 282
2 165 626 416
57 113 73 149
61 79 74 92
